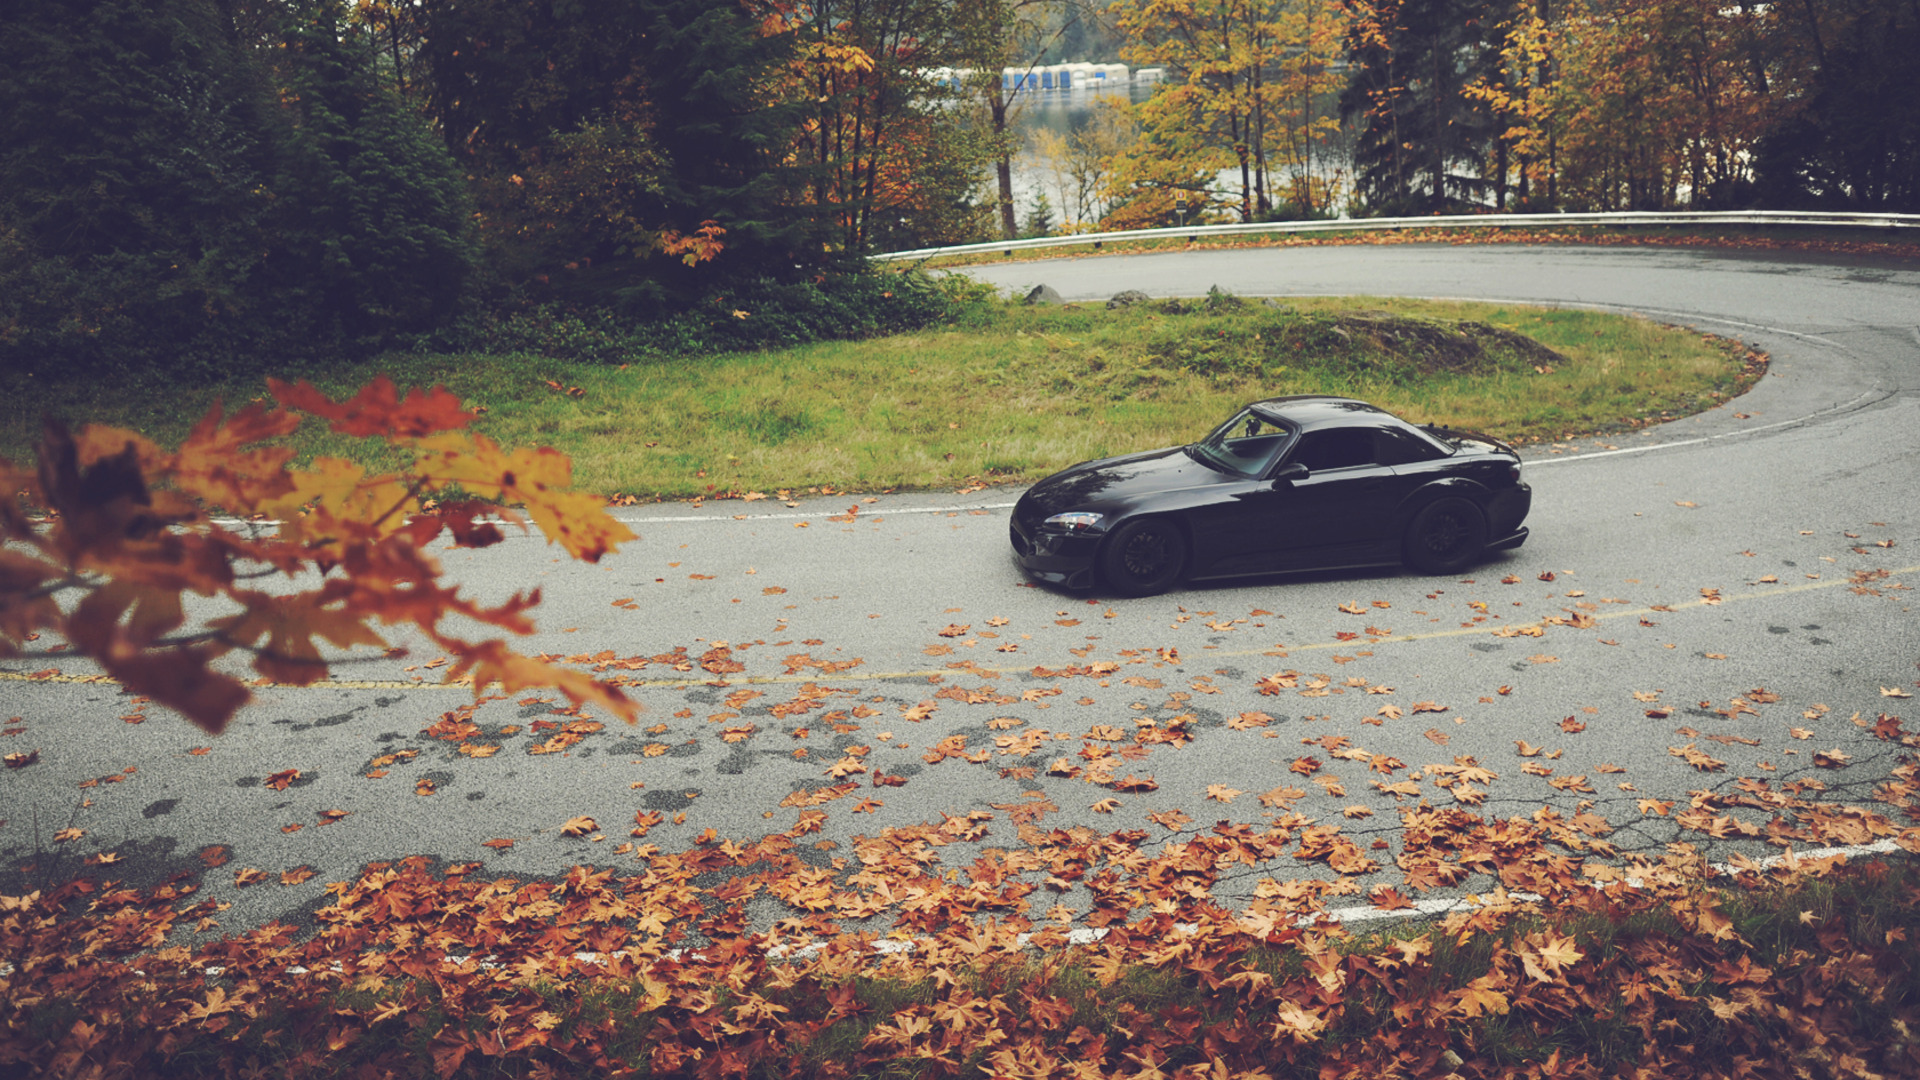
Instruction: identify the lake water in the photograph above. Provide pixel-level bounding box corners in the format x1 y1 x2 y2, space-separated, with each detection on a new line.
1000 80 1356 229
1002 82 1156 226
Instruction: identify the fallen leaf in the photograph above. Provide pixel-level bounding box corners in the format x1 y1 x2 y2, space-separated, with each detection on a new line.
560 815 599 837
1206 784 1243 803
264 768 301 791
1147 808 1192 830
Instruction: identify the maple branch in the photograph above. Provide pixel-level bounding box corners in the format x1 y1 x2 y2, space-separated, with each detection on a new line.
365 477 432 535
2 377 638 729
3 572 93 604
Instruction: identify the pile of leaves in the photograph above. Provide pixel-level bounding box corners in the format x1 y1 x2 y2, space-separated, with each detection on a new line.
3 804 1916 1078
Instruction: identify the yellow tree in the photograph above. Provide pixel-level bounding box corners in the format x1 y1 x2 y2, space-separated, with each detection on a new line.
1264 0 1350 214
1096 83 1239 228
1113 0 1275 220
1470 0 1779 210
1464 0 1562 208
1113 0 1349 221
778 0 994 252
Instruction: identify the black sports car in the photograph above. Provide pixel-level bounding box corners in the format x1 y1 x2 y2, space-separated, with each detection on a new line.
1009 396 1531 595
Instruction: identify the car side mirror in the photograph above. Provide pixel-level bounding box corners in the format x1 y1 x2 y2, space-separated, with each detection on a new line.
1270 462 1309 486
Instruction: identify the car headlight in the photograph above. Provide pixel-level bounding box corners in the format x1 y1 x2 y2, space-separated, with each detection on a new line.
1044 511 1106 532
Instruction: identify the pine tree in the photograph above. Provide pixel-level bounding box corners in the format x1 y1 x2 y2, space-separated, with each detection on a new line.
0 0 285 378
0 0 476 379
1340 0 1503 213
416 0 824 306
263 1 478 341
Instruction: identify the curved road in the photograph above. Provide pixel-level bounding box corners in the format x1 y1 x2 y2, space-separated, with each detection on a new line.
3 244 1916 939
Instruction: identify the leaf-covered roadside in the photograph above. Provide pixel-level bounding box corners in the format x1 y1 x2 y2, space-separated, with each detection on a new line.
916 224 1920 272
4 804 1916 1078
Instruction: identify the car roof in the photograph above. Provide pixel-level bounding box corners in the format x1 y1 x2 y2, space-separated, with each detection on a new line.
1245 396 1392 430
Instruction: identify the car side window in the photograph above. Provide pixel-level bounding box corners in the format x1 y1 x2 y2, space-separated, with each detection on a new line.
1290 428 1376 471
1215 416 1289 475
1373 427 1444 466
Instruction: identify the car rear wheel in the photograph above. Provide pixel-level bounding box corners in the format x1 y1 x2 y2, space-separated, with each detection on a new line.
1099 517 1187 596
1404 497 1487 574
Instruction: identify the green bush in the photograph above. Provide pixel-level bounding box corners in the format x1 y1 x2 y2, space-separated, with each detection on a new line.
472 268 993 363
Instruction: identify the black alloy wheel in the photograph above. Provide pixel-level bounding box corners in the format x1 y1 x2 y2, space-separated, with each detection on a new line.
1404 496 1488 574
1099 517 1187 596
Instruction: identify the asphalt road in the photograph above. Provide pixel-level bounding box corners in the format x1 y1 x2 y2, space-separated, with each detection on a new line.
3 243 1916 940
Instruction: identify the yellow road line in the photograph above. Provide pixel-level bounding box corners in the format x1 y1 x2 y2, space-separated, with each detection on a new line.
5 563 1910 694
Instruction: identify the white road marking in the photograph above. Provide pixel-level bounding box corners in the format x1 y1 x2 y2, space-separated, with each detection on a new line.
1524 386 1884 467
608 500 1018 525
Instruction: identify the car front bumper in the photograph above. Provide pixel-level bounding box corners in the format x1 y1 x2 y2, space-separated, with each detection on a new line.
1488 525 1529 552
1009 516 1101 590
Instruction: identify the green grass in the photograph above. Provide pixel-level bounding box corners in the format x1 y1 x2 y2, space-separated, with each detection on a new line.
0 296 1755 500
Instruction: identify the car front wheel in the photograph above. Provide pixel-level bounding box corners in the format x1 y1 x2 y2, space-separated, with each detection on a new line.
1099 517 1187 596
1404 497 1488 574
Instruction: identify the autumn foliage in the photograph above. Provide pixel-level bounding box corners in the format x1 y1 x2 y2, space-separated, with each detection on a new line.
2 807 1917 1077
0 377 637 733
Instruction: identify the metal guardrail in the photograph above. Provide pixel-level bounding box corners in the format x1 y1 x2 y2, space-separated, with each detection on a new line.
872 210 1920 262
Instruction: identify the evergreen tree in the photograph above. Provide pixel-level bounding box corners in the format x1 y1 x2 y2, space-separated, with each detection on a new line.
417 0 824 308
1754 0 1920 211
263 1 479 341
0 0 285 378
0 0 476 379
1340 0 1503 214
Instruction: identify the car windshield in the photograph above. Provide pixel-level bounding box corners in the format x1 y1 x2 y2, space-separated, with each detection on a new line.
1190 408 1292 478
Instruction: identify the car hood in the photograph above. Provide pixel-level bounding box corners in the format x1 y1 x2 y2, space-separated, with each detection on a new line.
1019 446 1235 519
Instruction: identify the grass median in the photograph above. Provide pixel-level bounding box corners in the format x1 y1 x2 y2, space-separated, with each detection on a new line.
1 296 1759 500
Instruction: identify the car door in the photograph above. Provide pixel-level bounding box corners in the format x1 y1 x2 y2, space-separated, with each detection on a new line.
1220 425 1406 573
1179 420 1293 576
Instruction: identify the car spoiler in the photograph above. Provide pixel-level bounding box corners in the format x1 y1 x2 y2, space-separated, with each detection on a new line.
1423 424 1520 456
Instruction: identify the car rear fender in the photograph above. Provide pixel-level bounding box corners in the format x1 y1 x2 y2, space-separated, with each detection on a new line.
1392 477 1491 533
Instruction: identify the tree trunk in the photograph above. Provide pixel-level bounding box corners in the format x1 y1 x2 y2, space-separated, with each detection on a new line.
990 89 1017 239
